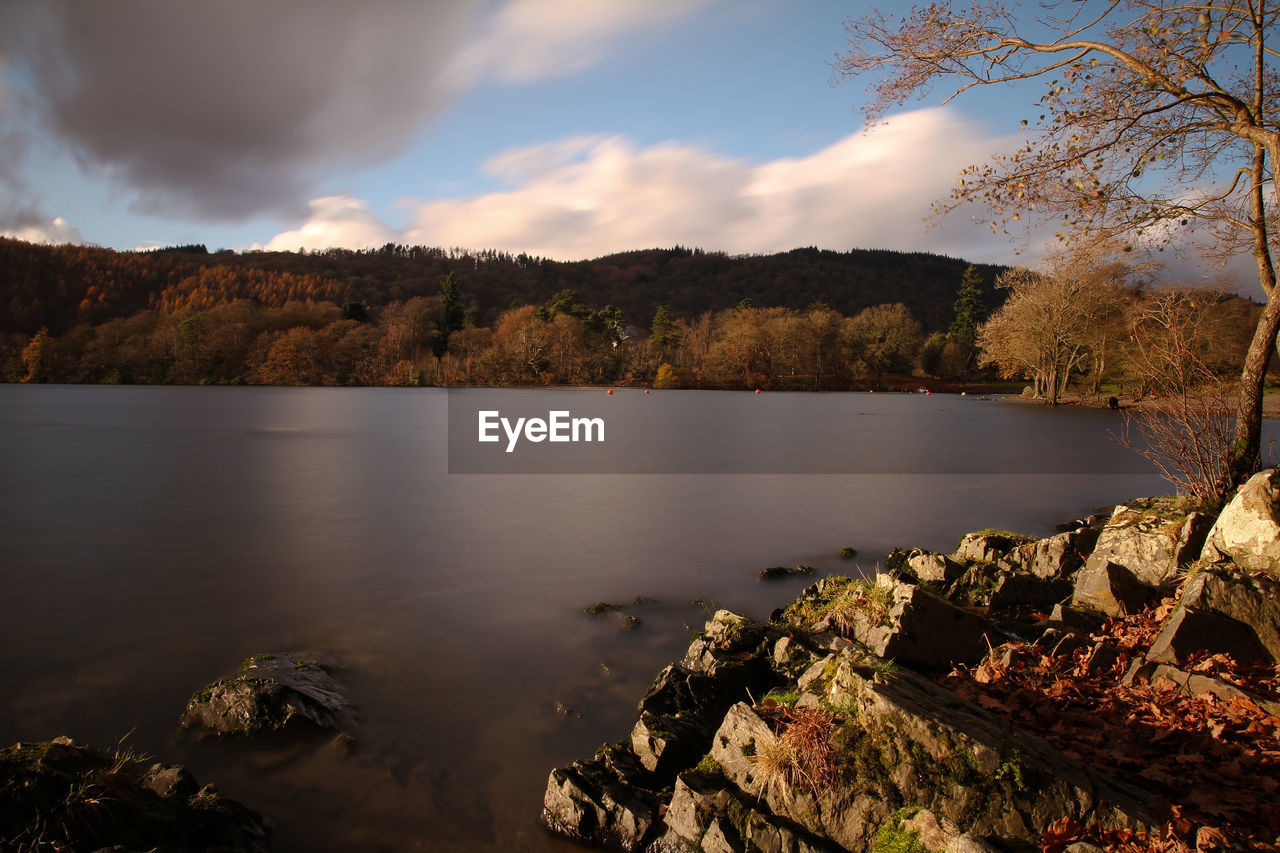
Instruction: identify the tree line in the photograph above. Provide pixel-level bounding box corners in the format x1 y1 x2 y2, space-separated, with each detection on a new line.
5 245 1267 395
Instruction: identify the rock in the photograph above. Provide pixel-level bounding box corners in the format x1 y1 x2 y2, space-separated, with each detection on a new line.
891 549 967 586
709 653 1160 853
1201 468 1280 576
0 737 271 852
954 531 1032 564
144 762 199 798
542 742 660 852
898 808 1002 853
988 572 1074 611
182 652 354 737
1047 603 1106 636
662 770 838 853
1176 569 1280 662
681 611 776 690
1088 499 1209 587
1001 529 1097 580
847 575 1003 670
1086 643 1124 676
757 565 815 580
947 562 1005 607
631 711 707 779
630 618 785 785
1071 558 1156 617
1146 607 1269 666
1143 663 1280 717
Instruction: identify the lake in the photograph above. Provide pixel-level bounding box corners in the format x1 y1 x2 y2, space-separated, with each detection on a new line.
0 385 1235 851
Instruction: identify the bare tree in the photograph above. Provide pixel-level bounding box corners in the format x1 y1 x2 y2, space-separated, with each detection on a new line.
1115 290 1235 499
836 1 1280 489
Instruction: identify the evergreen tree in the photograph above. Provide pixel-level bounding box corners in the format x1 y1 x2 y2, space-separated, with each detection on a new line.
650 304 681 349
949 265 984 347
433 272 465 357
947 265 985 378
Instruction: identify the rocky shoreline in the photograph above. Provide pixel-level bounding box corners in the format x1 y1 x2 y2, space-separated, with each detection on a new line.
0 652 354 851
542 471 1280 853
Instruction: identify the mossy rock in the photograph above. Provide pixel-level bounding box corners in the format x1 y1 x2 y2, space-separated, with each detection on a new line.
0 737 271 851
182 652 353 737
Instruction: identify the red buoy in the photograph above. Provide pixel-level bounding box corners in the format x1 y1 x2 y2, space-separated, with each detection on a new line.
644 389 650 394
607 389 614 395
755 389 761 395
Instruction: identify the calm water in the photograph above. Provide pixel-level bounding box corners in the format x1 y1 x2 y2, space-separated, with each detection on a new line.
0 385 1223 850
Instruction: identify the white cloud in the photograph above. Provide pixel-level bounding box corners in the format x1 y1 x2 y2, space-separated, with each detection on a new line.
260 196 396 253
2 214 81 244
259 109 1034 263
455 0 718 84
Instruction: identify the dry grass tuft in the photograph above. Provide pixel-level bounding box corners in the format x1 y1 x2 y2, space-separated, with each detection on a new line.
749 706 836 801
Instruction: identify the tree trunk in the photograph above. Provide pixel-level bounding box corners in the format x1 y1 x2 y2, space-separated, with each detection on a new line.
1228 294 1280 487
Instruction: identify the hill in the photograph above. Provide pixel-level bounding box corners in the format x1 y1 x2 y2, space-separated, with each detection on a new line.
0 238 1003 337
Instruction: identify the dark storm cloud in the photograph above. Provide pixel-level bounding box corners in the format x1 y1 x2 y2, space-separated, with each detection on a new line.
0 1 476 221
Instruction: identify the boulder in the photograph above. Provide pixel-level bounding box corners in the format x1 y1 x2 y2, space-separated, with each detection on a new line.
988 572 1074 611
853 575 1003 670
542 743 660 852
897 549 968 586
1046 603 1107 636
708 652 1160 852
1201 468 1280 576
1176 570 1280 661
661 770 838 853
1087 500 1211 587
0 737 271 852
954 532 1032 564
1146 607 1269 666
1001 529 1097 580
1071 558 1156 617
683 610 771 675
182 652 354 737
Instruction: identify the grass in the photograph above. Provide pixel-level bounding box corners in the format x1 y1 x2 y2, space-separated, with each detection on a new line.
748 707 836 802
781 576 895 636
961 529 1036 547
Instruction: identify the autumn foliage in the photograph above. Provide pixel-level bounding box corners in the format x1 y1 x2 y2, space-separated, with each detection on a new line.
941 585 1280 852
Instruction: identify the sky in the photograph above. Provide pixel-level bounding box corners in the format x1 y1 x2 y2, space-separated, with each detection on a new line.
0 0 1252 288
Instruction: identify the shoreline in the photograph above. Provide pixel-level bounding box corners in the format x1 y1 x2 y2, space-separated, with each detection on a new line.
541 478 1280 853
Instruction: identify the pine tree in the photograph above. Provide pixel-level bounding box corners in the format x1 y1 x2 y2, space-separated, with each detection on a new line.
949 265 984 348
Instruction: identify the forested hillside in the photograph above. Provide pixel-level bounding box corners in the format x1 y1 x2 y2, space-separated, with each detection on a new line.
0 238 1001 338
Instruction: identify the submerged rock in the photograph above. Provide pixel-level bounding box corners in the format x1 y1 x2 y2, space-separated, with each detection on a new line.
0 736 271 851
182 653 354 737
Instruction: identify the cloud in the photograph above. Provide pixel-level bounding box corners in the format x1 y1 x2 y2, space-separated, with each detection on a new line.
412 109 1025 260
0 1 476 222
455 0 719 83
1 212 81 245
260 109 1031 263
0 0 719 227
260 196 397 253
